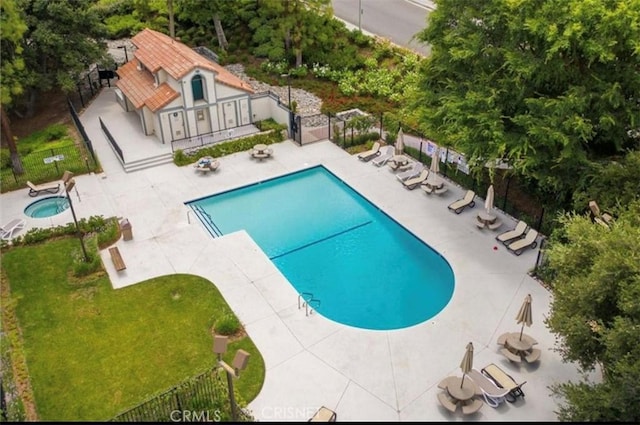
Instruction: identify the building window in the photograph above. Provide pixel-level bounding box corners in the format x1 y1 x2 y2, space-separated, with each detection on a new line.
191 75 204 101
197 110 205 121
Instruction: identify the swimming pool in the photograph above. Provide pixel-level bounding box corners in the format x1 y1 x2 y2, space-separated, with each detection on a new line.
187 166 454 330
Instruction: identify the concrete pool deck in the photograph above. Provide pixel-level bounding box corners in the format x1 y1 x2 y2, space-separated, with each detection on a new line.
0 88 589 421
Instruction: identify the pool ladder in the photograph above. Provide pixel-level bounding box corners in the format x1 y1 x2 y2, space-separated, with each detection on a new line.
298 292 321 317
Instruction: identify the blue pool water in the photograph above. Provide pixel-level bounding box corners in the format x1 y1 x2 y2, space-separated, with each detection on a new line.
187 166 454 330
24 196 69 218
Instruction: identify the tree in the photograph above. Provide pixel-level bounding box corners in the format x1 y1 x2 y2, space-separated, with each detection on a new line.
17 0 110 117
543 200 640 421
414 0 640 201
0 0 28 173
249 0 332 67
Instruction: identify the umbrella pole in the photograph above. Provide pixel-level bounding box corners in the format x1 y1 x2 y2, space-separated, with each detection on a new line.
519 322 524 340
460 373 465 388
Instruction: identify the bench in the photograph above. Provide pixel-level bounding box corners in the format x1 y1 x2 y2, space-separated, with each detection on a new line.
109 247 126 271
500 347 522 363
437 392 457 413
525 348 541 363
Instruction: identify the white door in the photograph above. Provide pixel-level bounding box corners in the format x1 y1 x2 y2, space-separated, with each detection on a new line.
239 99 250 125
170 111 186 140
222 102 237 129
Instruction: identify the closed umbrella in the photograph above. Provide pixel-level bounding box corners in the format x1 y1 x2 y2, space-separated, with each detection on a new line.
395 128 405 156
459 342 474 388
485 184 495 214
516 294 533 340
430 147 440 174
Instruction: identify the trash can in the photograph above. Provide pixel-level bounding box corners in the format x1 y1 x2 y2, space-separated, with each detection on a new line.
120 218 133 241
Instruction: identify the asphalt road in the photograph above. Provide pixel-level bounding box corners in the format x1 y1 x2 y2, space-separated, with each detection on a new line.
332 0 432 56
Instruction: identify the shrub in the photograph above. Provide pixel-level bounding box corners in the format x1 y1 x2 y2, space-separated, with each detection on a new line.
43 124 68 142
214 313 241 336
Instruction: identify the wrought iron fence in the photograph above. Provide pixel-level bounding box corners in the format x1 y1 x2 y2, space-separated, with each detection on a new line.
1 145 97 193
110 367 253 422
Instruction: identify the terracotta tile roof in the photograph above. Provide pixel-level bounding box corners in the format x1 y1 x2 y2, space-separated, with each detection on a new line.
131 28 254 93
115 61 179 112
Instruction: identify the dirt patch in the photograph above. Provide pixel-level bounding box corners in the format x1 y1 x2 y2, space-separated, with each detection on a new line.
10 89 73 140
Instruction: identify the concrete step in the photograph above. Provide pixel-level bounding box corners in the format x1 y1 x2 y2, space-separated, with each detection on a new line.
123 152 175 173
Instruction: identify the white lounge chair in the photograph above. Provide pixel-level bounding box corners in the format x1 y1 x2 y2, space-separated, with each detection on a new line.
1 218 26 241
506 228 539 256
27 180 60 197
467 369 511 407
448 190 476 214
395 163 423 182
357 141 381 161
372 146 394 166
402 169 430 190
481 363 526 401
496 220 528 244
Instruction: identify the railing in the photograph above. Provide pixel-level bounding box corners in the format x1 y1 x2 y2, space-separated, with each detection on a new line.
100 117 124 163
298 292 321 317
191 205 222 237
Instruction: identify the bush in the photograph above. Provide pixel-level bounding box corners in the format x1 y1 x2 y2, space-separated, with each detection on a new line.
214 313 241 336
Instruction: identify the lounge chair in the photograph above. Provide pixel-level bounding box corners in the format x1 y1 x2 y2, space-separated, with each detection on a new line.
27 180 61 197
481 363 526 401
372 146 394 167
395 163 423 182
357 141 381 161
402 169 430 190
506 228 538 256
1 218 26 241
496 221 528 244
447 190 476 214
308 406 336 422
467 369 513 406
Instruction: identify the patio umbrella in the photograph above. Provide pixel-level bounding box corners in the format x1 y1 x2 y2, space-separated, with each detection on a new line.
484 184 495 214
430 147 440 174
459 342 474 388
516 294 533 340
395 127 405 156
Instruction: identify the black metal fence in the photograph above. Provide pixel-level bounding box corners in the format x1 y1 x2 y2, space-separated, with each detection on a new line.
110 367 253 422
67 98 96 163
67 64 118 112
170 124 260 153
0 145 97 193
100 118 124 163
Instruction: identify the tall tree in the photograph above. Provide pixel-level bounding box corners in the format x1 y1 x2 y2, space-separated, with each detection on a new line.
414 0 640 200
249 0 332 67
544 200 640 421
18 0 110 117
0 0 28 173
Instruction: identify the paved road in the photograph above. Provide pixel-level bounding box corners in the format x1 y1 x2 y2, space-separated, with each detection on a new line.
332 0 432 56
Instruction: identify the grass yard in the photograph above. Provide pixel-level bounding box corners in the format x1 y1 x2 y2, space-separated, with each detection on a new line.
1 238 265 421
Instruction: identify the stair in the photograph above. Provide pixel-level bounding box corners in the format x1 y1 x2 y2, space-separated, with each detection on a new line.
123 152 175 173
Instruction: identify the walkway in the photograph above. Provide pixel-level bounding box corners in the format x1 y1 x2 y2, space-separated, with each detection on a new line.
0 88 589 421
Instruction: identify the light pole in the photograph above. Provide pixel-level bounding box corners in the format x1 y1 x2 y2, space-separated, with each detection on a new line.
280 73 295 138
280 73 291 109
64 179 89 262
358 0 362 32
117 45 128 63
213 335 250 422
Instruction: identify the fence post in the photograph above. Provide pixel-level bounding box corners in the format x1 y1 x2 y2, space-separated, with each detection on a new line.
379 112 383 139
327 113 331 141
533 237 546 274
535 207 545 231
502 174 512 211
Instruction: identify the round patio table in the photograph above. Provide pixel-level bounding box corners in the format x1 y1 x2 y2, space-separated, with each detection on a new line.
477 211 497 225
506 333 533 353
253 144 267 153
446 377 477 402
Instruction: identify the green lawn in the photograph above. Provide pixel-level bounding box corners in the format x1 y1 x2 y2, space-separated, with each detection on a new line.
1 238 265 421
